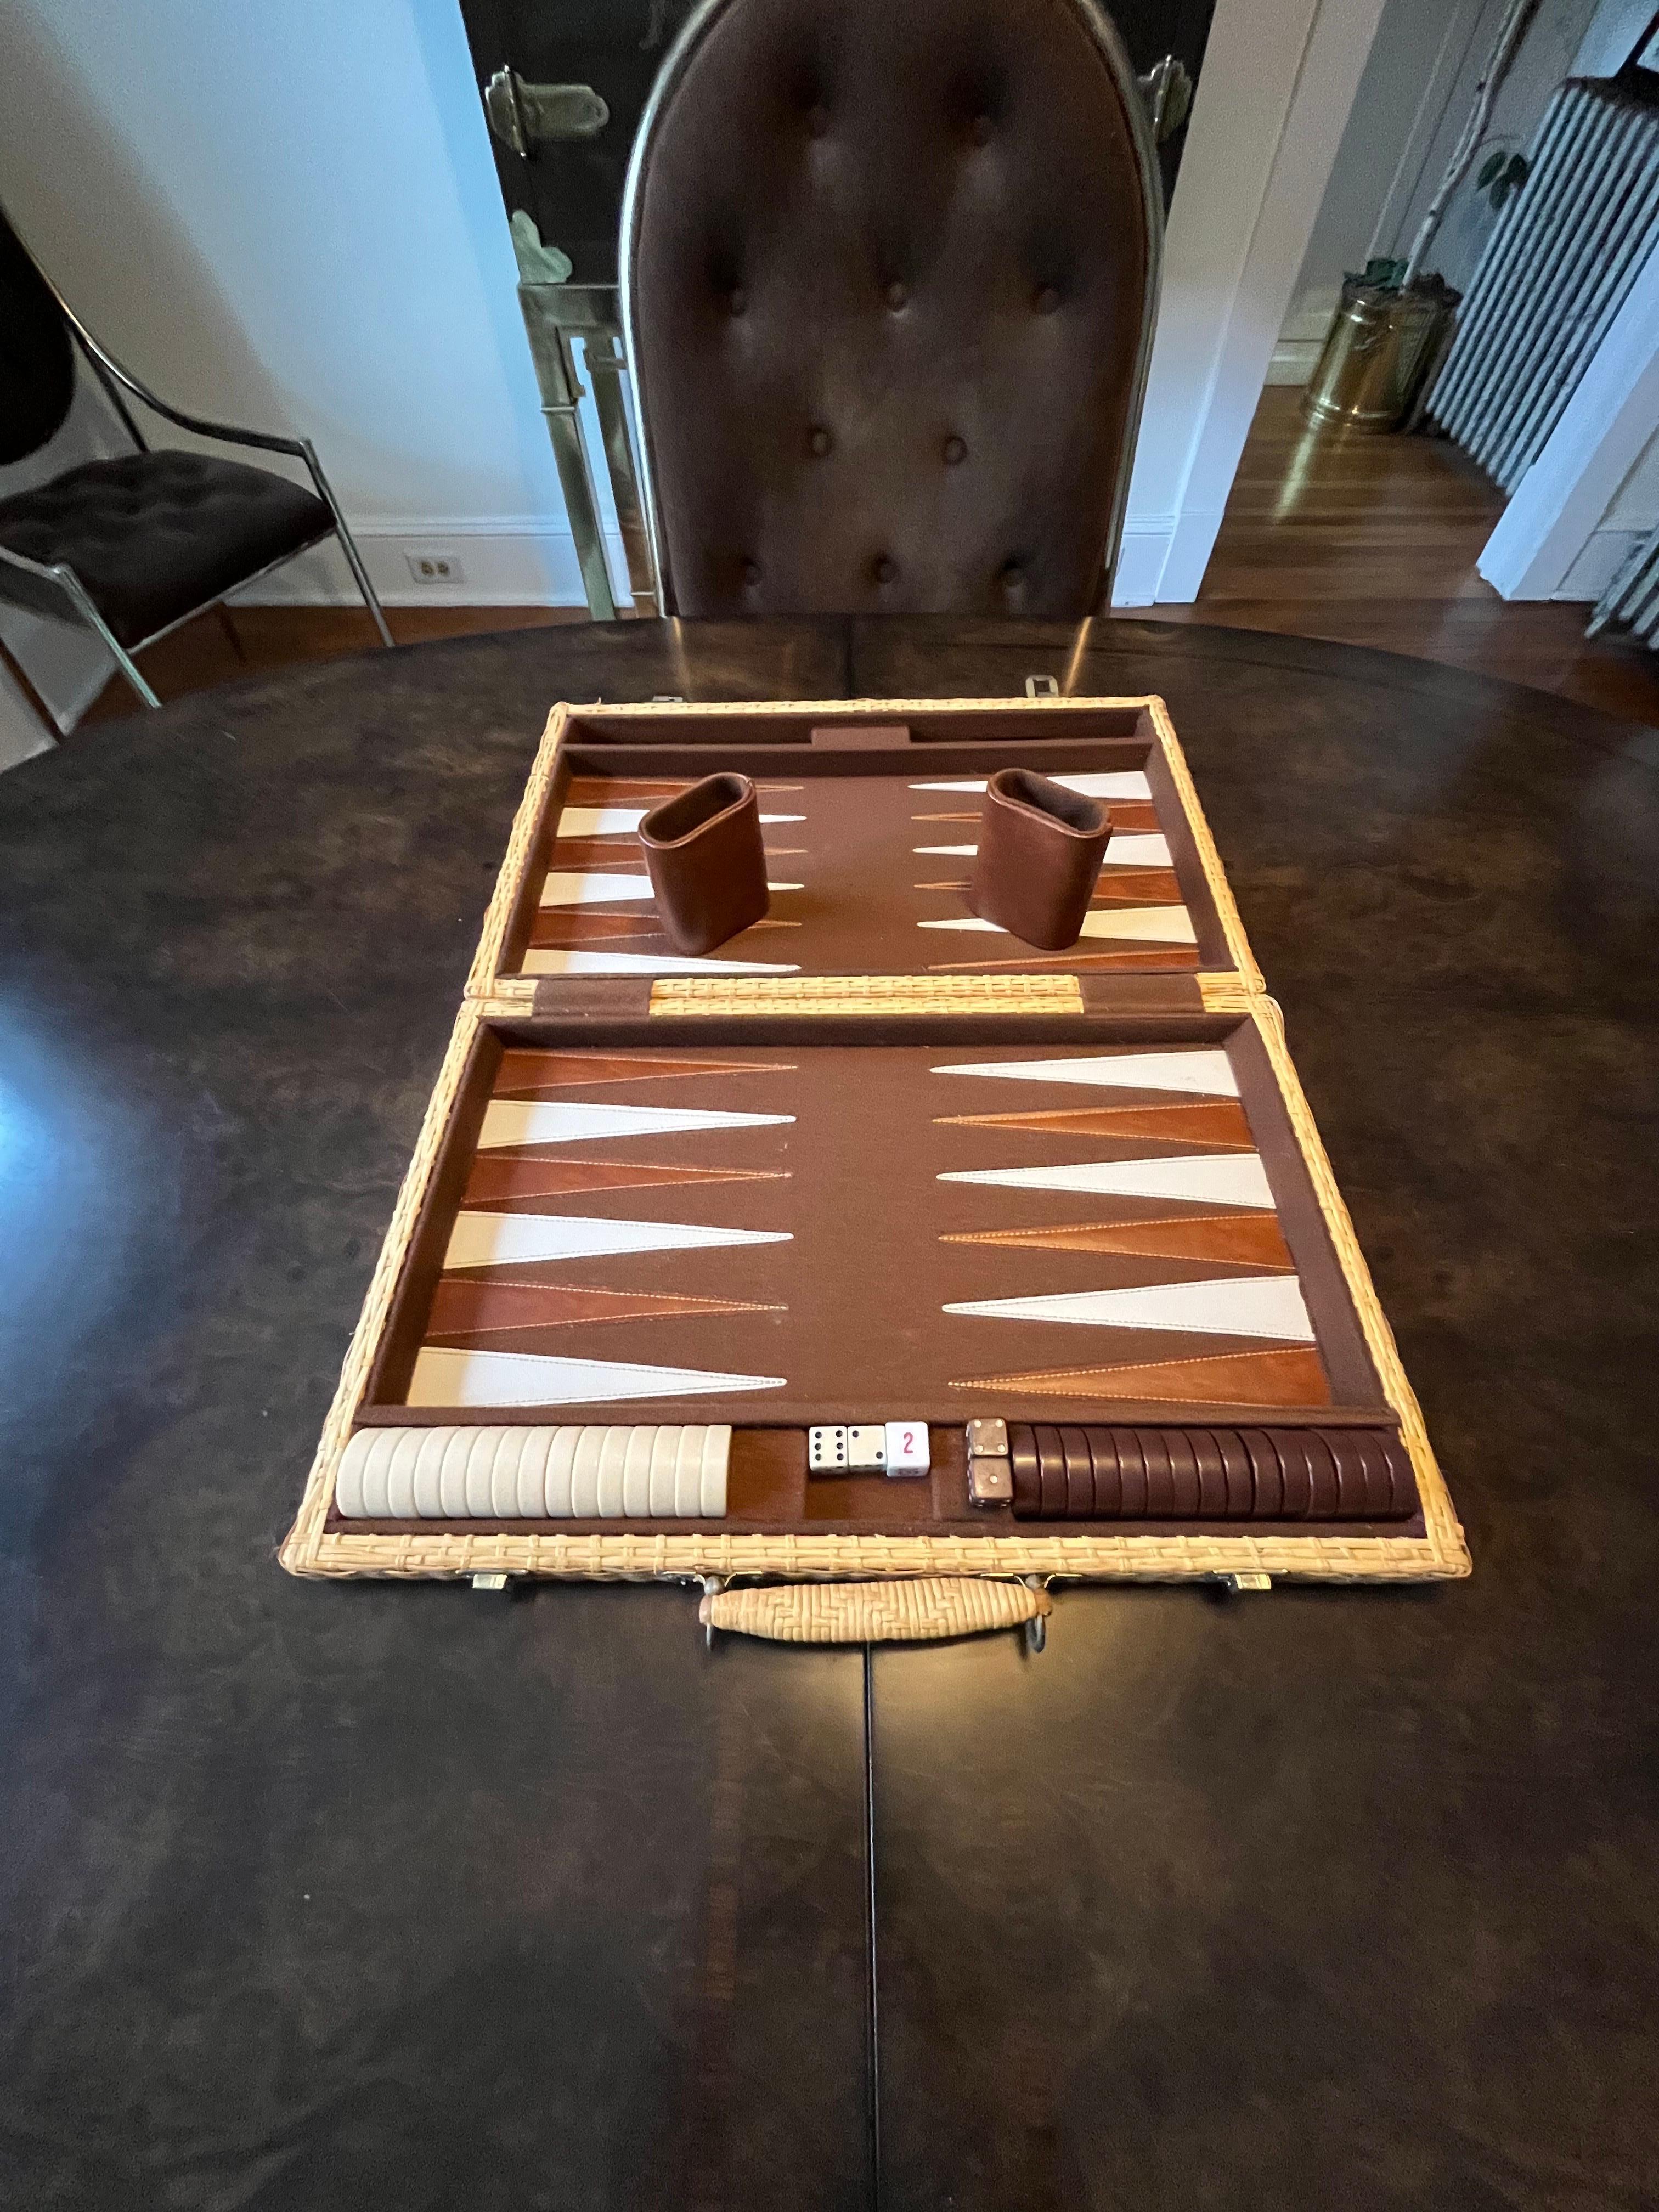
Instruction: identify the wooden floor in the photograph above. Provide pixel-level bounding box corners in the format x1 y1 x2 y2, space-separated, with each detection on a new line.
81 385 1659 729
1167 386 1659 725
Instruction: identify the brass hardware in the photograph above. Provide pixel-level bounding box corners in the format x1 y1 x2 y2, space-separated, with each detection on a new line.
1302 283 1457 433
483 69 608 157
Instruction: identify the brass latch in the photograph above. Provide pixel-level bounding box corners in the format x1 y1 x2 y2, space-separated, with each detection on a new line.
484 68 609 156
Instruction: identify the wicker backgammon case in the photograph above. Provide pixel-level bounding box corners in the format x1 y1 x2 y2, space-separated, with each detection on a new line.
282 698 1468 1624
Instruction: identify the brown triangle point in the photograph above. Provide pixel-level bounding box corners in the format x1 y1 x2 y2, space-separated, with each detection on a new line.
462 1156 788 1204
426 1280 785 1338
563 777 687 806
934 1101 1254 1147
1090 870 1183 905
948 1346 1331 1406
528 912 665 947
495 1049 797 1093
941 1212 1293 1267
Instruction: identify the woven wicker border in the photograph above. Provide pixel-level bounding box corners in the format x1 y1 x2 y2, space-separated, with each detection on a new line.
465 703 570 1001
280 997 1468 1586
462 694 1261 1000
648 973 1085 1017
1146 697 1265 995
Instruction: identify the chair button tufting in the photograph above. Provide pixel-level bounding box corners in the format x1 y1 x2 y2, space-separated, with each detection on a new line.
943 435 967 466
742 559 762 586
806 103 830 138
1035 285 1062 315
1000 558 1024 588
808 425 832 457
873 555 897 584
884 280 909 311
970 114 994 145
728 286 749 317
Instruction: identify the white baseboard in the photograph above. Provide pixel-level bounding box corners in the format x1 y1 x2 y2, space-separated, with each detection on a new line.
1110 515 1178 606
1264 340 1321 387
231 517 621 609
1156 509 1229 606
1110 507 1231 609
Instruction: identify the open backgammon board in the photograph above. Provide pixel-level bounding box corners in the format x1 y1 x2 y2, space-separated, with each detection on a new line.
282 698 1467 1605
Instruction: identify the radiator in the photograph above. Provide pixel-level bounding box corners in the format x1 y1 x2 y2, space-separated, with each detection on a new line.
1425 81 1659 491
1587 522 1659 647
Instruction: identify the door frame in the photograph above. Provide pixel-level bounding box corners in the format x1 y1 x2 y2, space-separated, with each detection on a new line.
1114 0 1390 605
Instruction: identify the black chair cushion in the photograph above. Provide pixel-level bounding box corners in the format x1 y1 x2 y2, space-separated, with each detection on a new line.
0 449 331 644
626 0 1156 619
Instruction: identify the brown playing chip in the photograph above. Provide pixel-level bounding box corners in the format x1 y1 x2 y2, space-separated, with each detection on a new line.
1303 1430 1344 1517
1243 1429 1288 1516
1088 1431 1125 1517
1060 1427 1094 1519
1034 1425 1066 1518
1300 1431 1339 1519
1214 1430 1253 1515
1154 1428 1189 1517
1009 1424 1041 1515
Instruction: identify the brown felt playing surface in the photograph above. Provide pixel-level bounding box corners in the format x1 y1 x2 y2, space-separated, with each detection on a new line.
379 1027 1390 1431
514 745 1227 980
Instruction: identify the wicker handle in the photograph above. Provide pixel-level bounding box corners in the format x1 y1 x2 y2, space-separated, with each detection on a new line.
698 1575 1051 1645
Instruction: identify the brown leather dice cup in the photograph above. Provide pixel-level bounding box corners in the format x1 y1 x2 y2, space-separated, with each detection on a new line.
638 772 769 955
968 766 1111 950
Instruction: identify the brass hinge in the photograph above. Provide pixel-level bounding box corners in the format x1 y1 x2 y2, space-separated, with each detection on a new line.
484 69 608 157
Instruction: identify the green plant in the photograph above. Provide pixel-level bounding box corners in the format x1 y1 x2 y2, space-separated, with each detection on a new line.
1476 150 1531 210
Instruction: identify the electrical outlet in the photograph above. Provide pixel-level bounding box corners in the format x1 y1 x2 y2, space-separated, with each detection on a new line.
404 549 465 585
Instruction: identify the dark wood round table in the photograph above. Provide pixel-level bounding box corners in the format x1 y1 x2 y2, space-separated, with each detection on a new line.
2 616 1654 2210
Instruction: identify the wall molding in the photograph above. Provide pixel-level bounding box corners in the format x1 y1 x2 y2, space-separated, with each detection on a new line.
233 515 625 608
1265 338 1322 386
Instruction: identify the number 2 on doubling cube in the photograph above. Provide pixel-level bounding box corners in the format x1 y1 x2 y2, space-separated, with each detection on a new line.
885 1420 930 1476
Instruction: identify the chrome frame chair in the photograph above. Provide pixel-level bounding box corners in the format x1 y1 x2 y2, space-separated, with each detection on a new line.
0 258 393 737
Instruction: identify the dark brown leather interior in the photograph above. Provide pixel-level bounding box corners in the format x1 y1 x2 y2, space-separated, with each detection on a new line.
626 0 1157 619
0 450 330 644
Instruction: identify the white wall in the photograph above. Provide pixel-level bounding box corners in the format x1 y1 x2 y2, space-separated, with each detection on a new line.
1573 0 1659 74
1271 0 1487 377
1271 0 1603 383
0 0 605 757
1554 425 1659 599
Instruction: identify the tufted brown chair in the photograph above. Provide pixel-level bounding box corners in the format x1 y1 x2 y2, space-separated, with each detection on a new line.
621 0 1161 620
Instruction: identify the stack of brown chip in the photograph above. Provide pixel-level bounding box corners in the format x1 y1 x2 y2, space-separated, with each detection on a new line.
1007 1424 1415 1522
